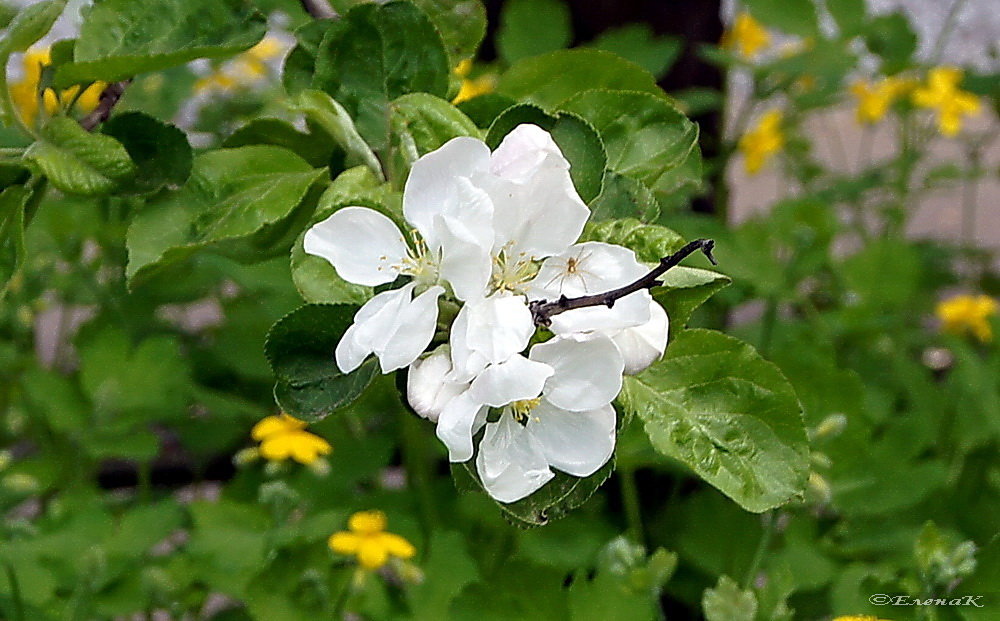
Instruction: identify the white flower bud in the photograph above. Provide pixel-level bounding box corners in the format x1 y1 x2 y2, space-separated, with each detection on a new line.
612 300 670 375
406 347 467 422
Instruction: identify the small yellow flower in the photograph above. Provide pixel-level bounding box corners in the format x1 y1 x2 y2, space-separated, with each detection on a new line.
722 12 770 59
912 67 981 137
738 109 784 175
936 294 997 342
452 59 495 104
851 76 913 124
195 35 286 94
8 48 104 126
328 510 416 570
251 413 332 465
832 616 893 621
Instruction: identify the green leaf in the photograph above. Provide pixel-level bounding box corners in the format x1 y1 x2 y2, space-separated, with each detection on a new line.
54 0 266 86
454 458 614 527
296 89 384 179
412 0 487 64
589 24 681 80
486 103 606 203
25 117 137 195
744 0 819 38
568 567 658 621
561 90 698 193
582 218 685 262
223 117 335 168
391 93 480 155
497 0 571 65
0 0 66 56
126 145 324 287
589 172 659 222
311 1 451 150
102 111 192 194
826 0 866 37
498 49 664 110
618 329 808 513
0 184 29 294
702 575 757 621
653 266 731 337
265 303 379 421
863 12 917 75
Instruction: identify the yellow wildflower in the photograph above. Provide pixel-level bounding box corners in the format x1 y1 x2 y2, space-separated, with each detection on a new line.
936 294 997 342
912 67 981 137
195 35 286 94
452 59 495 104
8 48 104 126
328 510 416 570
851 77 912 124
738 109 784 175
722 12 770 59
832 616 893 621
251 413 331 465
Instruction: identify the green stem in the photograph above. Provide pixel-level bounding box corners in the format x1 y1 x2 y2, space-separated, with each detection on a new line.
1 561 24 621
742 511 774 589
619 465 644 545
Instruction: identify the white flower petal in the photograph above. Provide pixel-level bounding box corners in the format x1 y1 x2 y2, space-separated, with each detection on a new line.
374 285 444 373
407 347 468 422
549 290 653 336
476 414 554 503
529 242 649 299
529 401 616 478
447 303 489 382
612 300 669 375
530 335 624 411
334 285 412 373
403 137 492 247
436 213 493 301
490 124 570 182
436 389 488 462
464 293 535 364
469 355 554 407
303 207 407 287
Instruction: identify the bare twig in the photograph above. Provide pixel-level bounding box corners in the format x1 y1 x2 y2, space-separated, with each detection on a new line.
79 80 130 131
299 0 338 19
529 239 717 327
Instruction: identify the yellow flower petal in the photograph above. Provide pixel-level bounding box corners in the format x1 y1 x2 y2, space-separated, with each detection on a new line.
357 538 390 570
251 414 305 440
739 109 784 175
722 12 770 59
379 533 416 560
349 510 387 535
328 531 361 554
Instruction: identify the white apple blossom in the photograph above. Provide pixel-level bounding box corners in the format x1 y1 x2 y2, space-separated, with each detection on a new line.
528 241 670 374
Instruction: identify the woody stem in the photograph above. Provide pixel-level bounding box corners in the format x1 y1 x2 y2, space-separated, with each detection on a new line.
529 239 717 327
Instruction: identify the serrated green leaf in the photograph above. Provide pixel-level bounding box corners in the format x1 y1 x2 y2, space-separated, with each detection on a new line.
561 90 699 192
412 0 486 64
653 266 731 337
498 49 663 110
497 0 571 65
311 1 451 150
0 0 66 57
25 117 137 195
702 575 757 621
126 145 324 287
618 329 808 513
744 0 818 38
55 0 266 86
588 171 659 222
391 93 480 154
486 103 606 203
454 458 614 527
589 24 681 80
296 89 383 179
102 111 192 194
223 117 335 168
265 303 379 421
582 218 685 262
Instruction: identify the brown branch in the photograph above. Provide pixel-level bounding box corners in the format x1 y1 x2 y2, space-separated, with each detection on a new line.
529 239 717 327
79 80 130 131
299 0 338 19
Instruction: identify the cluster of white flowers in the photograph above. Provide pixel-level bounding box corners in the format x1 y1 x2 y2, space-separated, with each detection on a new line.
304 124 669 503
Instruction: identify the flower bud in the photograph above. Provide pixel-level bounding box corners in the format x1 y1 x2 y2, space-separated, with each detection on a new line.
612 301 669 375
406 347 465 422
